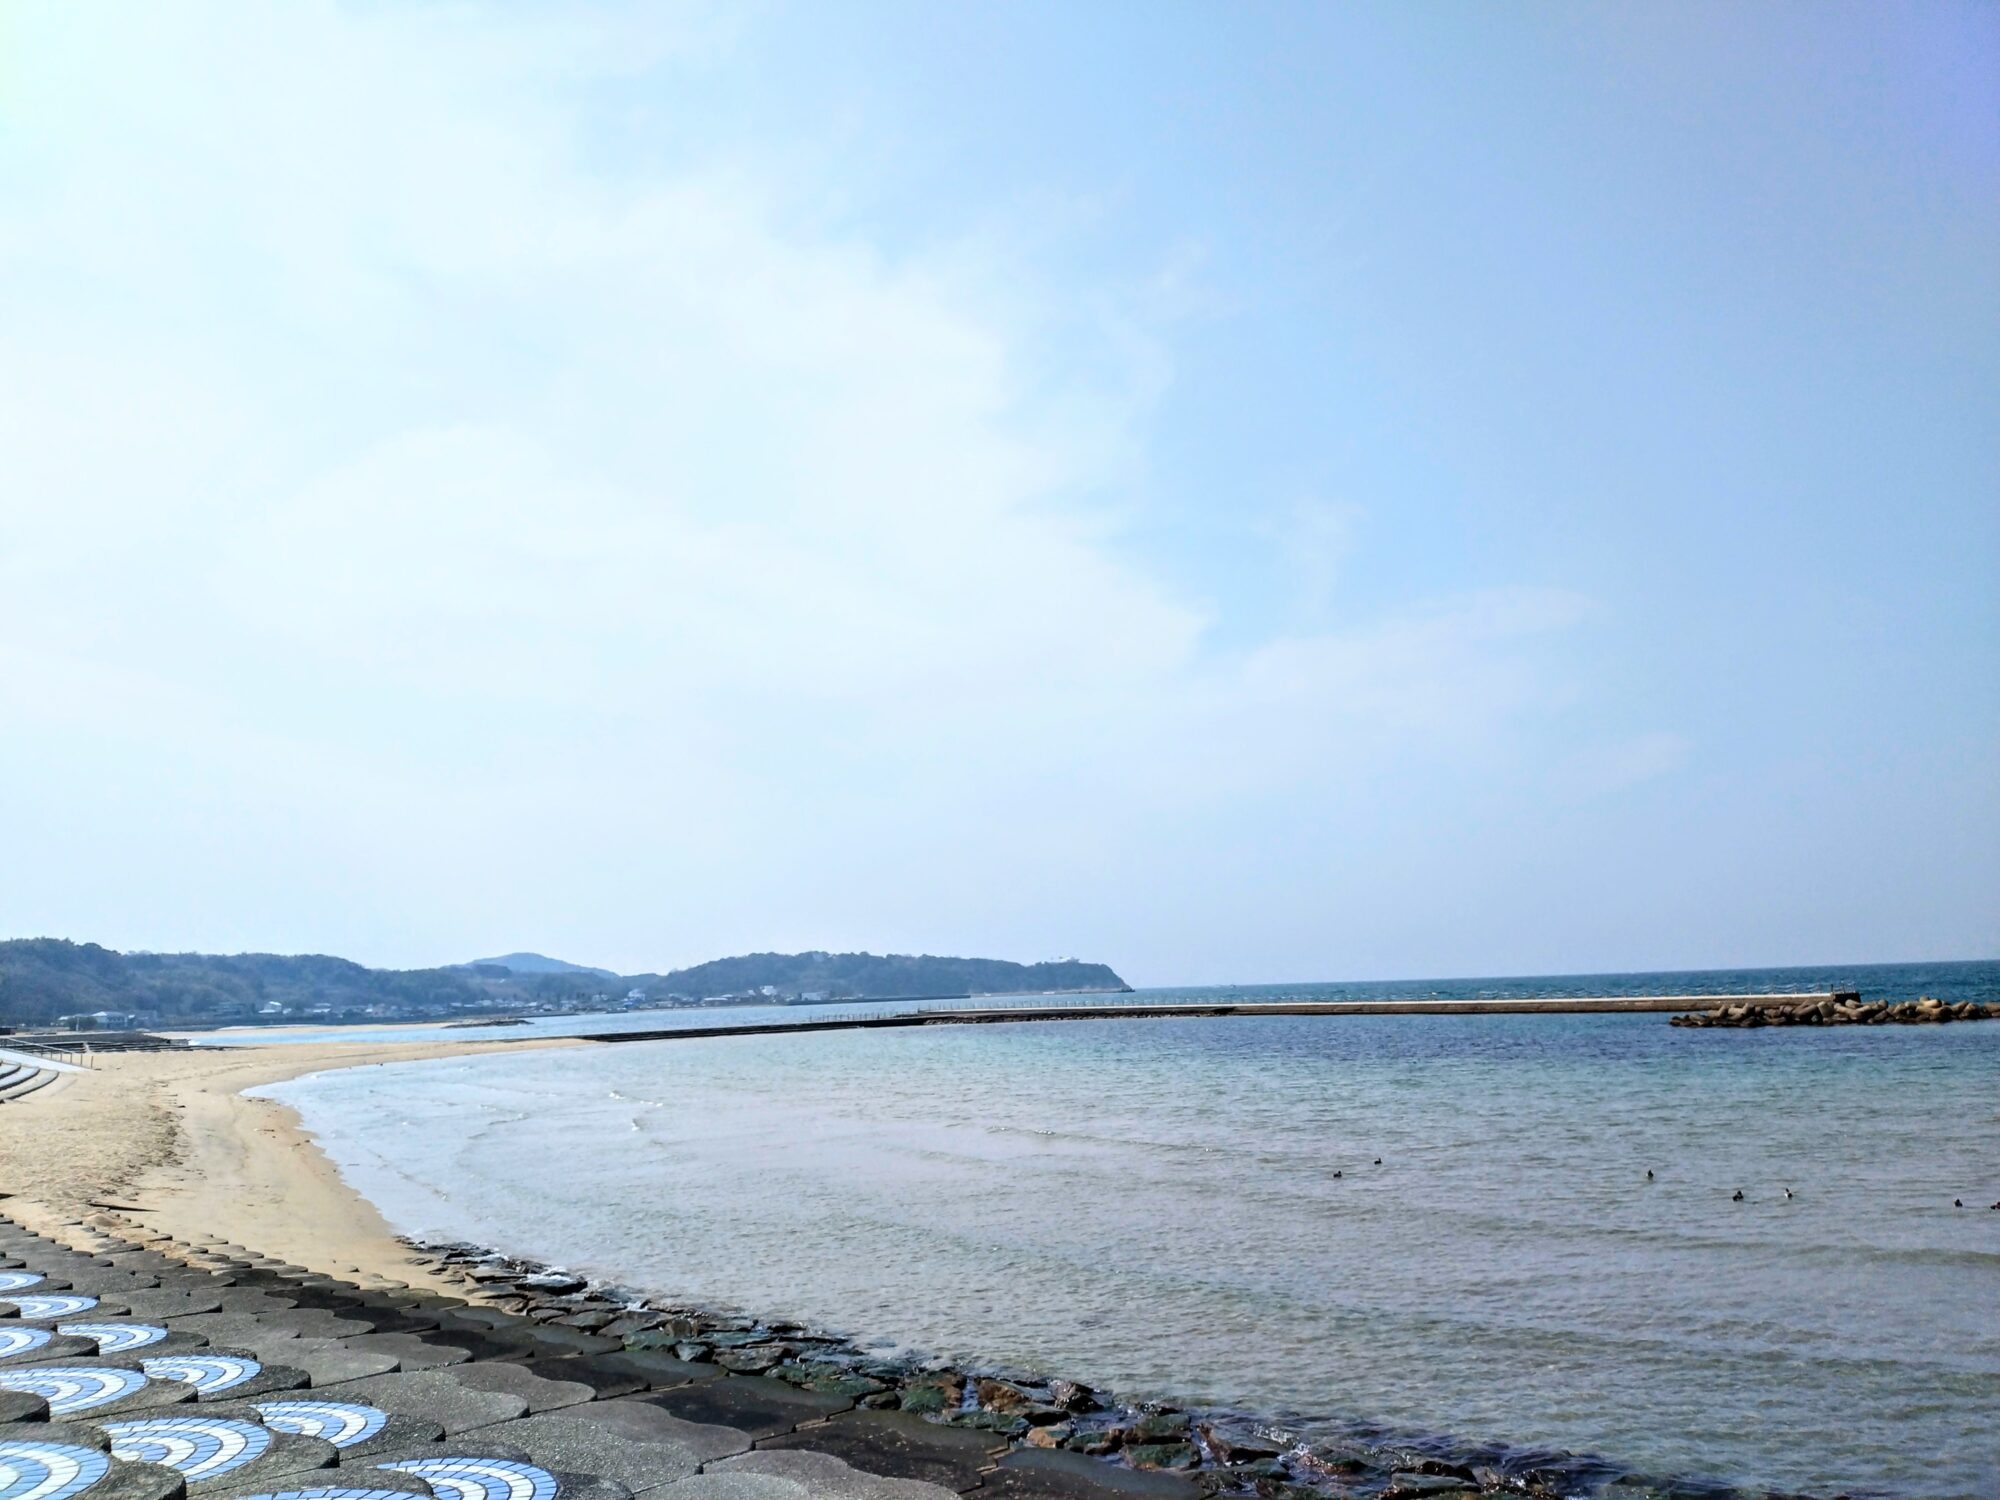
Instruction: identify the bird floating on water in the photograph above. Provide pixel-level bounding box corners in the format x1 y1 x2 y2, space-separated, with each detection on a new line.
1646 1169 1654 1180
1784 1187 1794 1199
1732 1190 1745 1201
1373 1158 1382 1166
1954 1199 1963 1208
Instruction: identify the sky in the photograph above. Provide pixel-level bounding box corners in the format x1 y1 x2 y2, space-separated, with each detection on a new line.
1 1 1994 985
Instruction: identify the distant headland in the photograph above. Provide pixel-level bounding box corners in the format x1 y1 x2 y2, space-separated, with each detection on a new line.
0 936 1130 1030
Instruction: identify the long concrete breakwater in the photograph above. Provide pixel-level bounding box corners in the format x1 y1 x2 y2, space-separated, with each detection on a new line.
586 991 1862 1045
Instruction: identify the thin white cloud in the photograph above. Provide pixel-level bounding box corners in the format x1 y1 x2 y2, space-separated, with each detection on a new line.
0 0 1596 971
1559 732 1695 799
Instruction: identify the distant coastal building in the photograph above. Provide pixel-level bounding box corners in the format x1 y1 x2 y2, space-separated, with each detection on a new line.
54 1010 143 1030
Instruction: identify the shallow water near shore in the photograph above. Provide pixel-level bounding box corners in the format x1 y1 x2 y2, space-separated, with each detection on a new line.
264 972 2000 1500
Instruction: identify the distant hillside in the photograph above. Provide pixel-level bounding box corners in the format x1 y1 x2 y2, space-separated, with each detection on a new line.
0 938 1128 1027
457 952 615 979
640 951 1129 1000
0 938 479 1026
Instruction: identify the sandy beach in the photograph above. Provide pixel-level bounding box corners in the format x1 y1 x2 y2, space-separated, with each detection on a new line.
0 1035 583 1291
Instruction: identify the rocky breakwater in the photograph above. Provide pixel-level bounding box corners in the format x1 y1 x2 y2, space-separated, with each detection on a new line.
401 1236 1815 1500
1671 995 1995 1028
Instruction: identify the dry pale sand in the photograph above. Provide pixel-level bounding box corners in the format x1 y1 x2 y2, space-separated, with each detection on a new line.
0 1036 585 1290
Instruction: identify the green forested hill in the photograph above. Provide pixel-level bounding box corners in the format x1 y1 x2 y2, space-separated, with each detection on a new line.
0 938 481 1025
0 938 1128 1025
638 951 1129 1000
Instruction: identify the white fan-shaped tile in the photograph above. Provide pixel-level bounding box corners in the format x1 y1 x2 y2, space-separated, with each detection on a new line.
59 1325 168 1355
0 1439 110 1500
2 1297 97 1321
376 1457 558 1500
0 1365 149 1415
103 1417 272 1481
251 1401 388 1449
139 1355 262 1395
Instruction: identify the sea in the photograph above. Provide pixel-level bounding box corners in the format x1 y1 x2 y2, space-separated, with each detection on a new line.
251 962 2000 1499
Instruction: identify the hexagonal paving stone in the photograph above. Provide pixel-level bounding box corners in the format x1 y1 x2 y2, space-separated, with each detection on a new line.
489 1329 620 1360
245 1294 358 1317
429 1310 518 1335
90 1411 339 1493
747 1412 1003 1494
441 1366 593 1416
266 1341 402 1387
4 1296 126 1324
0 1329 99 1366
395 1331 529 1366
229 1401 442 1462
0 1430 187 1500
501 1361 645 1404
305 1372 528 1436
546 1398 749 1466
201 1468 437 1500
361 1441 632 1500
45 1273 163 1299
581 1356 715 1396
466 1413 703 1496
0 1385 47 1423
0 1364 195 1418
114 1296 224 1324
164 1317 372 1350
204 1298 300 1320
977 1451 1198 1500
631 1378 850 1443
123 1356 308 1404
711 1451 961 1500
322 1337 467 1374
62 1326 206 1360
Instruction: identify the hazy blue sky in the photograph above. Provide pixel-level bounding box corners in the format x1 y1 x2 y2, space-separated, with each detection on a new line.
2 2 1994 984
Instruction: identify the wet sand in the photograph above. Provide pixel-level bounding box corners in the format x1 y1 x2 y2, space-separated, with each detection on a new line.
0 1035 582 1290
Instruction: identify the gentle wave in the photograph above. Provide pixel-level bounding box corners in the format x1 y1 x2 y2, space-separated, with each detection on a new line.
263 967 2000 1500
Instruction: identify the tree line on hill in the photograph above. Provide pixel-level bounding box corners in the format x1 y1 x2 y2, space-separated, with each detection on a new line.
0 938 479 1026
623 950 1127 1001
0 938 1128 1027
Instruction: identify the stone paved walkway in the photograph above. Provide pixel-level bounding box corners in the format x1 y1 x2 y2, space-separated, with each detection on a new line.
0 1212 1193 1500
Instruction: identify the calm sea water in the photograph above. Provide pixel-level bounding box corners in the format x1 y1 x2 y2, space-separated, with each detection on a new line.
260 963 2000 1499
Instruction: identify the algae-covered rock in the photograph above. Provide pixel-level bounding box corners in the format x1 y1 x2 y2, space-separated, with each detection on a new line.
1130 1411 1192 1443
1060 1426 1123 1456
975 1377 1036 1412
899 1374 964 1415
769 1362 889 1400
1047 1378 1099 1413
939 1408 1028 1436
1127 1442 1200 1470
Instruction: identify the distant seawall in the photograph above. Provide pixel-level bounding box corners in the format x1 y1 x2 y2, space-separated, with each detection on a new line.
586 991 1860 1046
778 985 1135 1007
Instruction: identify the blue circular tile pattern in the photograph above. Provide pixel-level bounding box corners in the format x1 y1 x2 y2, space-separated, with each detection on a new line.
2 1297 98 1321
0 1440 111 1500
0 1275 45 1295
139 1355 261 1395
58 1325 168 1354
0 1329 52 1360
376 1457 558 1500
0 1365 149 1415
250 1402 388 1449
102 1417 272 1480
